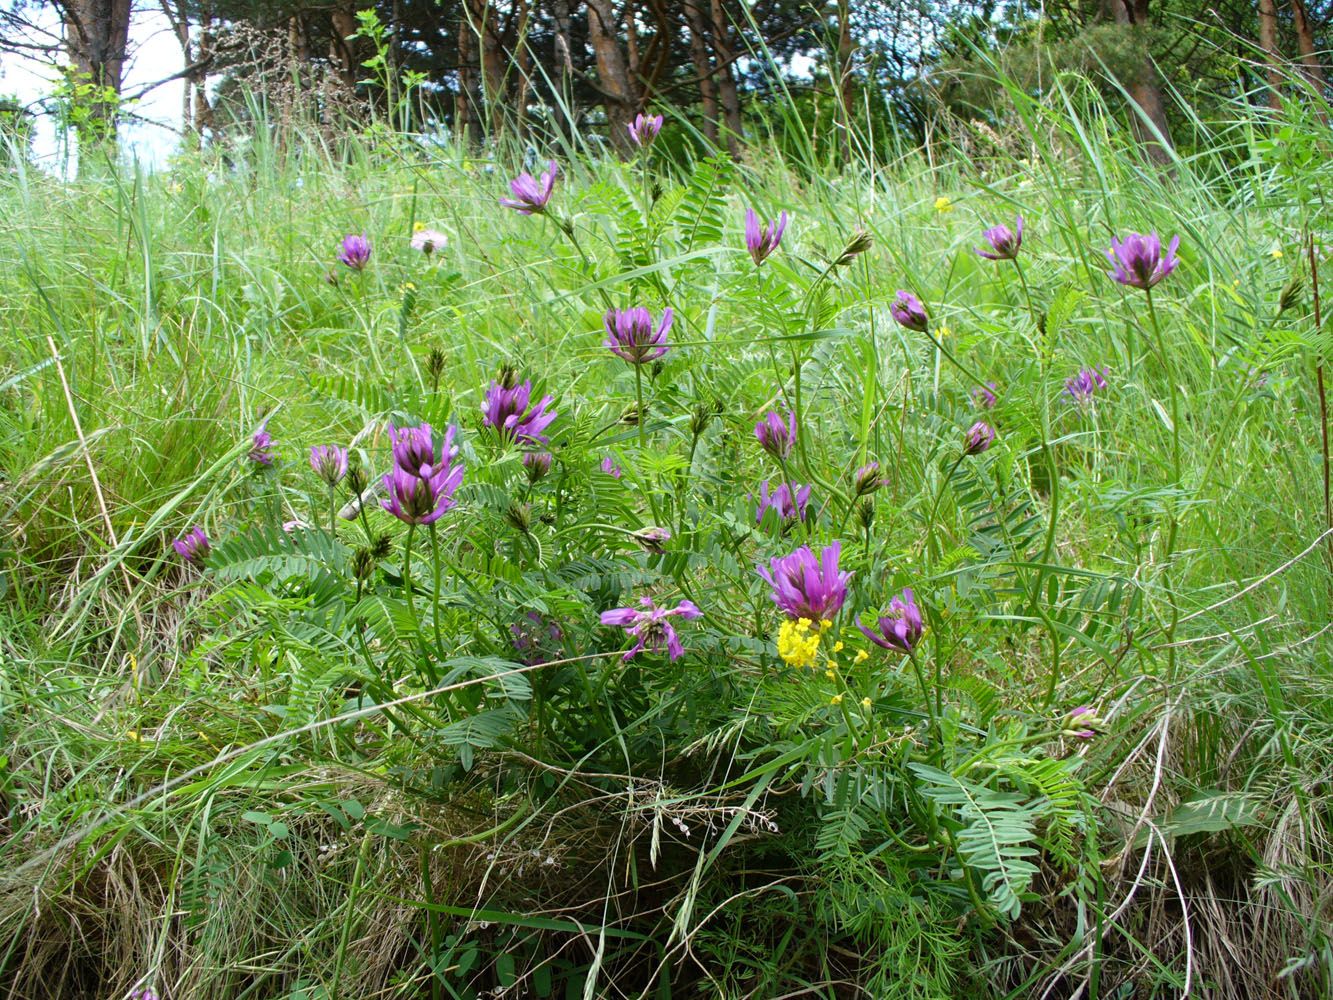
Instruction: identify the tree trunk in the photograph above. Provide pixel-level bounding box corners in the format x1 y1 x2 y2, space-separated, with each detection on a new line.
57 0 133 148
685 0 719 145
1290 0 1327 91
707 0 743 156
329 4 363 91
836 0 855 161
455 2 481 143
1258 0 1284 109
515 0 533 139
1104 0 1174 165
586 0 637 155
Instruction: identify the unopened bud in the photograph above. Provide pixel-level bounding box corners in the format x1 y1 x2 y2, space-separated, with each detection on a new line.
853 461 883 497
855 497 875 530
835 228 873 266
505 502 532 535
631 526 671 554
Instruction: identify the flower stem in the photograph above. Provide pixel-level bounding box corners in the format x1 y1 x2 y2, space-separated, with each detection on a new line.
428 522 447 657
1144 286 1181 686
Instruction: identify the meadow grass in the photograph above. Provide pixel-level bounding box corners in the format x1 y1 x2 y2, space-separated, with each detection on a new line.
1 81 1331 999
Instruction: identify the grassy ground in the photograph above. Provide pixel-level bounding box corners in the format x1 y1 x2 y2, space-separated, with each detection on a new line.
2 86 1331 999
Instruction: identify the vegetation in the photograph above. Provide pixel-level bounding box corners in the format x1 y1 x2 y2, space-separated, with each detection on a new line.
2 40 1333 1000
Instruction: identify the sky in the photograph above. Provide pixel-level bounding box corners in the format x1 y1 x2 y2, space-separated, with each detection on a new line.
0 3 185 169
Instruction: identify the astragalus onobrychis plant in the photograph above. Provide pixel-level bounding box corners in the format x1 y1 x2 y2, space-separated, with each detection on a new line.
4 103 1332 1000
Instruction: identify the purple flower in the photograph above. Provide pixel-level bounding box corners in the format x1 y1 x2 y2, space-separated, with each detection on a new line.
604 306 673 365
511 610 563 665
523 451 552 482
388 422 459 479
964 421 995 456
975 216 1024 261
891 290 928 332
1107 231 1180 289
129 990 160 1000
973 382 998 409
601 455 623 478
500 160 558 215
601 597 702 661
1065 367 1108 404
858 588 923 654
249 420 275 467
755 409 797 460
627 112 664 148
756 480 811 524
337 234 371 271
482 379 557 445
745 209 788 266
173 526 210 564
380 461 464 525
411 228 448 255
757 541 852 620
310 445 349 487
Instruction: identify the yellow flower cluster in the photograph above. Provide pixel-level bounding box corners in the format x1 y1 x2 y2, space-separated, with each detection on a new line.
776 617 832 670
934 196 953 213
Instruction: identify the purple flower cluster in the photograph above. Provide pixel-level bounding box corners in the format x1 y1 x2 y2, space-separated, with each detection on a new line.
173 526 210 564
964 421 996 456
501 161 558 215
338 234 371 271
755 409 797 461
482 380 557 445
604 307 673 365
249 421 276 467
758 542 851 620
891 290 928 332
1107 231 1180 289
975 216 1024 261
381 422 465 525
859 588 924 654
1065 367 1108 404
757 480 810 524
601 597 702 661
972 382 998 409
745 209 788 266
601 455 623 478
628 113 664 148
310 445 348 486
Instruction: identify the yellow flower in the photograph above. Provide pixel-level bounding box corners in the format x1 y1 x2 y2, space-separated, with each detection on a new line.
833 641 844 653
937 322 951 339
830 693 844 705
934 196 953 213
1271 248 1284 259
861 697 872 710
125 730 141 742
777 618 821 670
854 650 869 664
414 221 427 232
819 619 833 632
825 668 837 679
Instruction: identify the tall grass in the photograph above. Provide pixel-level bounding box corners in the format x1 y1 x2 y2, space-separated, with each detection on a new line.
1 74 1331 1000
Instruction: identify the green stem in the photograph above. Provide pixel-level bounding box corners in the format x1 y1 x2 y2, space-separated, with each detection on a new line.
1144 287 1181 686
925 453 967 561
428 522 446 657
633 363 664 524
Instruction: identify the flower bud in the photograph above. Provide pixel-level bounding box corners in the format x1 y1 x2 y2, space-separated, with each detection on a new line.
427 348 447 385
632 526 671 554
352 547 378 581
346 465 369 496
1279 276 1304 315
1062 705 1103 739
505 502 532 535
523 451 552 483
853 462 883 497
855 497 875 530
835 228 873 266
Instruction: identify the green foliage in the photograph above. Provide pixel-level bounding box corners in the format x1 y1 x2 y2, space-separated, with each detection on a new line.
2 83 1333 1000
